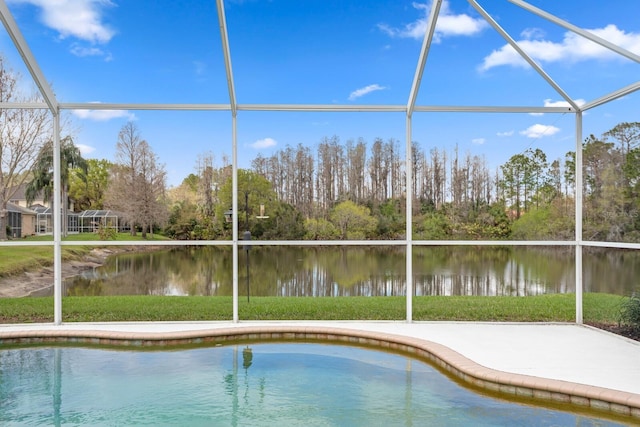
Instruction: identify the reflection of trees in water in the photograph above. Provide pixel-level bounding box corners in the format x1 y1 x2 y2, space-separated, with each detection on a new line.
259 246 406 297
68 252 172 296
583 247 640 294
61 246 640 297
414 247 575 296
64 247 233 296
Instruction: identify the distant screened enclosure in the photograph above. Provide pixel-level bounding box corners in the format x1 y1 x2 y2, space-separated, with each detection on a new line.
77 210 122 234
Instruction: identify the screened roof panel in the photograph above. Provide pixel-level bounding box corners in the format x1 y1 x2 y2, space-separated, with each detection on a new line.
5 1 229 104
415 0 640 108
414 23 567 107
78 210 118 218
475 0 640 104
72 110 232 188
225 0 422 105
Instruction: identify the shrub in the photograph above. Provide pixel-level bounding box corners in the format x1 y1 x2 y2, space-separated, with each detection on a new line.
619 290 640 331
97 225 118 240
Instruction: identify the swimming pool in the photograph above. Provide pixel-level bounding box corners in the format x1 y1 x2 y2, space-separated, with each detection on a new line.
0 343 629 426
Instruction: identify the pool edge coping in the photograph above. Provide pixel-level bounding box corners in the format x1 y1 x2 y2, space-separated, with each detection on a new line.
1 325 638 420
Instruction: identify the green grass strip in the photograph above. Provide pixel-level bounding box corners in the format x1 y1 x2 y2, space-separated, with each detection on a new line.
0 293 624 324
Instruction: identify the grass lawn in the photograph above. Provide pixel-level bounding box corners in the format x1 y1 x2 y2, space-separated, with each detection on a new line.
0 293 624 324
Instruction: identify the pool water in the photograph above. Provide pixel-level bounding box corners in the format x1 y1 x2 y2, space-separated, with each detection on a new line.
0 343 629 426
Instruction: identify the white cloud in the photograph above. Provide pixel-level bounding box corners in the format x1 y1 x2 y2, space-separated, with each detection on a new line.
519 124 560 139
72 107 135 121
70 43 109 59
471 138 485 145
378 1 487 41
530 98 587 116
76 143 96 156
10 0 115 60
480 24 640 71
250 137 277 149
520 27 546 40
497 130 514 137
348 84 386 101
543 98 586 108
10 0 116 43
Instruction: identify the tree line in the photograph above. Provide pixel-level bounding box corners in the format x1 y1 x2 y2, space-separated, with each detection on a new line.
0 54 638 242
163 121 640 242
7 112 640 242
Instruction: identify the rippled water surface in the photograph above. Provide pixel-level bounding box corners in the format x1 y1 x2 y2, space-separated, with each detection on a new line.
0 343 629 426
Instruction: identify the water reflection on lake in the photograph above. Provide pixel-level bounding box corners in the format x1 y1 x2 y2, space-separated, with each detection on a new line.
58 246 640 297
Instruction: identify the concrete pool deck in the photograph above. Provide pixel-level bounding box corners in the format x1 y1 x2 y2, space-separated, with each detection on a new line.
1 321 640 419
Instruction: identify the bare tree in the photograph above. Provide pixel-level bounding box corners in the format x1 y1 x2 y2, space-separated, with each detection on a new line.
410 142 423 209
469 154 490 209
292 143 314 218
196 152 215 217
368 138 388 204
316 136 343 214
386 138 402 200
346 138 367 204
450 145 465 208
136 141 168 238
105 122 167 238
431 148 446 209
0 57 52 240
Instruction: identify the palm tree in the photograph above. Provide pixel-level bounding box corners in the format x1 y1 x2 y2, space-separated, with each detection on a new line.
26 136 87 236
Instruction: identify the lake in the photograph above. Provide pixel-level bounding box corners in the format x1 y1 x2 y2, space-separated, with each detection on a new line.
57 246 640 297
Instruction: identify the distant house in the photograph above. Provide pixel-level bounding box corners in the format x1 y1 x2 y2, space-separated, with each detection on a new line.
8 184 78 235
6 202 36 238
8 183 76 211
7 184 126 235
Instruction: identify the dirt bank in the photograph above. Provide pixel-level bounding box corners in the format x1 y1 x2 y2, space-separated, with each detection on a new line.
0 247 144 298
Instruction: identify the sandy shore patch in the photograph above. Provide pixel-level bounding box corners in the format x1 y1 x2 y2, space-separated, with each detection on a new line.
0 248 119 298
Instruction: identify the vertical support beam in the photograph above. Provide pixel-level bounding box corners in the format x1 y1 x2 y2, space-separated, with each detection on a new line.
404 0 440 322
232 112 239 323
217 0 239 322
405 115 413 322
53 112 62 324
575 112 583 324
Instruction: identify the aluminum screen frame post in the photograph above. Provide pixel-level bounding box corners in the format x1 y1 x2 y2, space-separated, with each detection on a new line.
53 114 62 325
575 112 584 324
405 115 413 323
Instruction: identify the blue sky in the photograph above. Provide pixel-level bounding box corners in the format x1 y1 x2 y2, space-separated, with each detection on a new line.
1 0 639 186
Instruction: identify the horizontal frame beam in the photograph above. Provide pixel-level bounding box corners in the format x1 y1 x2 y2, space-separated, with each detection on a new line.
47 103 576 114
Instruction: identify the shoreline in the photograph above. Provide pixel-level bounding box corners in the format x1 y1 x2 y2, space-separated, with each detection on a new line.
0 247 148 298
